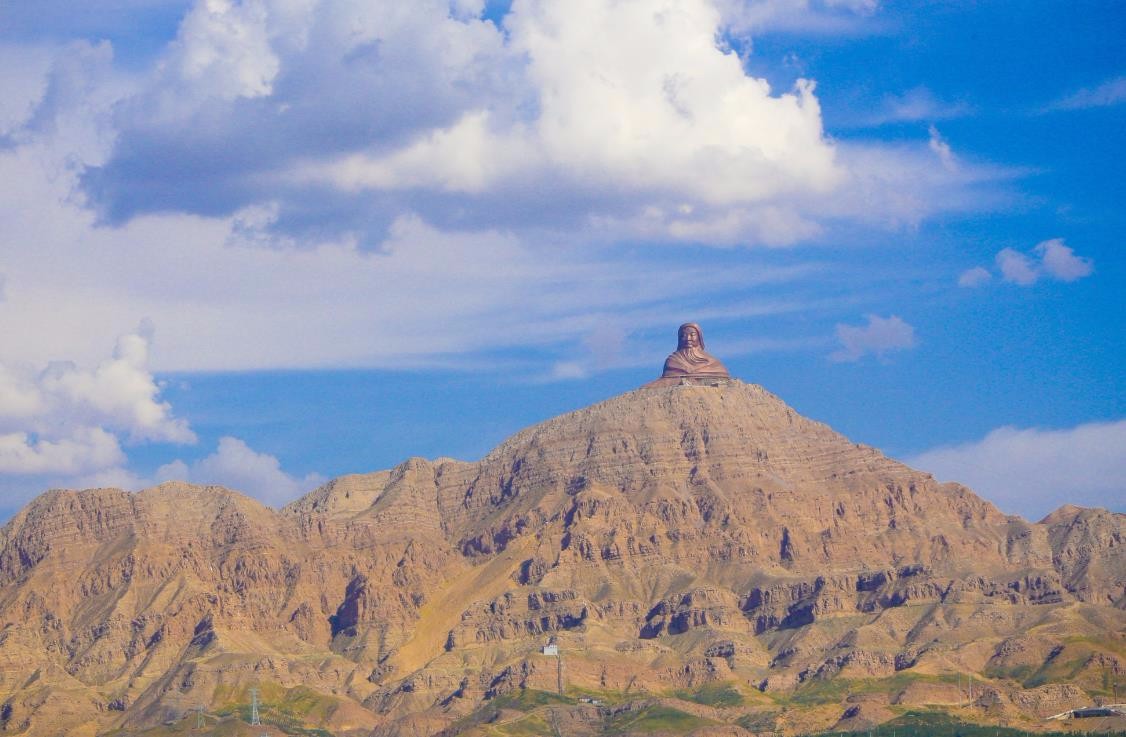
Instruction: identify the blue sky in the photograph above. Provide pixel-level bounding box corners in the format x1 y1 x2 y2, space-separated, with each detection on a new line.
0 0 1122 521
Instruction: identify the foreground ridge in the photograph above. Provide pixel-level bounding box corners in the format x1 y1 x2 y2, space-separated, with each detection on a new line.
0 381 1121 736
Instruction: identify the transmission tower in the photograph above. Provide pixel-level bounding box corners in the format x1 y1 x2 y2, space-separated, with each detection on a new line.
250 687 261 725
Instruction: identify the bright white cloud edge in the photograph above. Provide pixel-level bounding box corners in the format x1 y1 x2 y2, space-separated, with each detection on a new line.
829 314 916 363
906 419 1126 521
156 436 325 507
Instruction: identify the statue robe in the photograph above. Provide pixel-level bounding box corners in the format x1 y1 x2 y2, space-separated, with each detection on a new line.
661 348 729 378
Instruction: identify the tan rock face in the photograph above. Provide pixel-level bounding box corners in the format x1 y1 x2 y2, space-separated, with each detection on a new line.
0 382 1121 735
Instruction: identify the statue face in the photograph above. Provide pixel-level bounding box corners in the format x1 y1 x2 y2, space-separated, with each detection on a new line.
680 326 700 349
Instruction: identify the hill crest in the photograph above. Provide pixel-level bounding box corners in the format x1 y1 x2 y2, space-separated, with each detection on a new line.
0 380 1121 736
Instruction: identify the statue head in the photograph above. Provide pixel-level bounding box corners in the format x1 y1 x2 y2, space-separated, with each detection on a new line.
677 322 704 351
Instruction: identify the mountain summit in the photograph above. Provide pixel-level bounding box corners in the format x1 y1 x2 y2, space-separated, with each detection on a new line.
0 381 1121 735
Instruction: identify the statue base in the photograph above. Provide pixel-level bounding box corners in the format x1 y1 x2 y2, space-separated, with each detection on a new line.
642 376 735 389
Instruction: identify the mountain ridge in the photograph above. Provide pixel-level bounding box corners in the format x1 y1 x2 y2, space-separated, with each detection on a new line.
0 380 1120 736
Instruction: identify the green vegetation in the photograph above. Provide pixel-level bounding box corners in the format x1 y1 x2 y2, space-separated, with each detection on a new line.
736 710 781 732
105 683 343 737
819 709 1125 737
442 688 574 736
982 663 1036 684
565 684 631 705
490 687 574 711
487 713 553 736
786 672 957 707
673 681 744 707
101 711 335 737
986 637 1123 692
603 704 714 735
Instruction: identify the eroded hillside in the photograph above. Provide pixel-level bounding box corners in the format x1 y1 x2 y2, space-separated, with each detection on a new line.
0 382 1121 736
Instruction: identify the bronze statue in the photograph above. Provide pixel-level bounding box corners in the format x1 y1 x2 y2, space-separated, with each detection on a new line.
652 322 730 384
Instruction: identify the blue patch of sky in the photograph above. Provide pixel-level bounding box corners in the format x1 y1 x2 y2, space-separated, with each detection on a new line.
0 1 191 68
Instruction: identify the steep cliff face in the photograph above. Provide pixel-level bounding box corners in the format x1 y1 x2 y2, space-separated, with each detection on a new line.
0 382 1120 736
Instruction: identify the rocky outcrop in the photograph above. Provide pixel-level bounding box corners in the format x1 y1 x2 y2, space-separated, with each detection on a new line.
0 381 1120 735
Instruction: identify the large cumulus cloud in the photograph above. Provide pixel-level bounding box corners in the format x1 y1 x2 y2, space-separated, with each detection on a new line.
75 0 994 247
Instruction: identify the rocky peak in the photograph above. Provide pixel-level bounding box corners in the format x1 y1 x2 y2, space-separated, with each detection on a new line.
0 380 1120 736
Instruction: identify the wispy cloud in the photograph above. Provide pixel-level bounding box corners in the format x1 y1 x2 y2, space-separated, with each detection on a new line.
0 0 1023 381
996 238 1093 286
718 0 881 37
906 419 1126 520
49 0 1006 249
957 266 991 288
1044 75 1126 112
996 247 1038 285
829 314 916 362
157 437 323 507
1035 238 1094 281
0 329 196 506
927 124 956 171
843 87 973 128
959 238 1094 289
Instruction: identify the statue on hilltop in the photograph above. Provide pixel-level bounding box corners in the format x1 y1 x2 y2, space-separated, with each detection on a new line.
649 322 730 386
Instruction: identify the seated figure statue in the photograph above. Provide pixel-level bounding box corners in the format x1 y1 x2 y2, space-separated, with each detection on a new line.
655 322 730 383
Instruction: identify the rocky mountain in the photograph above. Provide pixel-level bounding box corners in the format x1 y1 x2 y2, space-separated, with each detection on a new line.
0 381 1121 736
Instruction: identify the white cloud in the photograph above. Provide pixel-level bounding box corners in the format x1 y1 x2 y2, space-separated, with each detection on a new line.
549 361 589 381
0 45 53 137
1035 238 1093 281
848 87 972 127
157 436 323 506
927 124 955 170
69 463 151 493
957 266 991 288
38 331 196 443
0 329 193 483
0 136 811 372
313 0 842 223
0 427 124 476
324 110 537 194
995 238 1093 286
1046 76 1126 112
829 313 916 362
996 247 1038 285
717 0 879 36
906 420 1126 520
0 1 1020 377
302 1 1006 247
153 458 189 481
167 0 280 100
0 365 43 421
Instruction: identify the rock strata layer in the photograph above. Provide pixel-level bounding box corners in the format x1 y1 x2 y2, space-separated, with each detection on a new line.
0 382 1121 735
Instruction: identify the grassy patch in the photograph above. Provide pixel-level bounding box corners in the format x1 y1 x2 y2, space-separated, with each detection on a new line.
441 689 573 737
565 684 631 705
982 664 1035 683
100 712 334 737
818 709 1122 737
673 682 744 707
736 710 781 732
786 672 956 707
1025 655 1091 689
490 687 574 712
604 705 714 735
183 683 340 736
490 713 553 736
